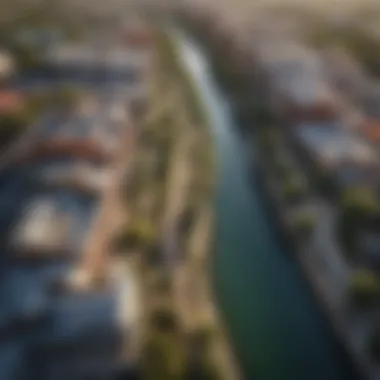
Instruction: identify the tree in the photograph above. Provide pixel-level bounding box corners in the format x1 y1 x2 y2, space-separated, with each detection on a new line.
259 128 277 149
186 325 221 380
151 271 172 296
273 159 291 180
338 187 379 256
151 308 179 333
142 331 186 380
348 270 380 309
189 325 216 353
341 187 378 218
283 176 306 204
179 206 196 237
112 219 157 253
293 211 315 239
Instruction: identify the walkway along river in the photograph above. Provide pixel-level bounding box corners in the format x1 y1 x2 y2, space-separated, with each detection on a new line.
174 34 360 380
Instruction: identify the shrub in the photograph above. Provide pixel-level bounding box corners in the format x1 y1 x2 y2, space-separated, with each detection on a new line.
259 128 277 149
151 271 172 295
341 187 379 220
338 187 379 255
112 219 157 252
283 177 306 204
151 308 178 333
293 211 315 238
142 330 186 380
190 325 217 352
273 159 291 179
349 270 380 309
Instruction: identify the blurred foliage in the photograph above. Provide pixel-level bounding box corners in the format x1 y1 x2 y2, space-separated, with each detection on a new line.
338 187 379 258
283 176 306 204
340 187 379 217
113 219 157 253
349 270 380 310
273 158 292 180
142 330 186 380
293 211 315 239
151 308 179 333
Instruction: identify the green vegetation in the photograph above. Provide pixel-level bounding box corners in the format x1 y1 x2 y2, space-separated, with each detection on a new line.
349 270 380 309
186 324 221 380
151 307 179 333
150 271 172 296
293 211 315 239
274 159 292 180
283 176 306 204
341 187 378 217
142 329 186 380
120 27 227 380
338 187 379 260
112 219 157 253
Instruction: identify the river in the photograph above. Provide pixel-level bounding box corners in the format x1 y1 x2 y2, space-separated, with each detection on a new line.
175 35 359 380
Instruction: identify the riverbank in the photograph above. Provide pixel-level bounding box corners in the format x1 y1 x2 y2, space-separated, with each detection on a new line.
252 138 366 379
184 17 370 377
114 27 241 380
174 18 364 380
187 19 366 374
163 30 243 380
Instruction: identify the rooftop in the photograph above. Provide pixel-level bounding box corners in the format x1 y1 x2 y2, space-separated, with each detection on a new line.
296 122 377 168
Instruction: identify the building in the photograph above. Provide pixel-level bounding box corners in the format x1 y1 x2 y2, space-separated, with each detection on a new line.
10 198 77 259
293 121 379 190
256 39 339 124
29 290 124 380
321 46 366 101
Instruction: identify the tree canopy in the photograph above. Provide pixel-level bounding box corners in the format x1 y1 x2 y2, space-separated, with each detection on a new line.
349 270 380 309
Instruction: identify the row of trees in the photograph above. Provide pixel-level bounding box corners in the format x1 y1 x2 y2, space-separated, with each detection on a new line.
258 126 316 239
338 187 380 262
123 29 227 380
349 270 380 310
142 305 221 380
